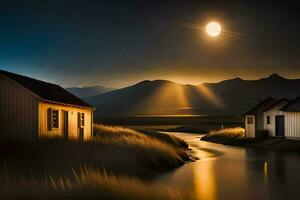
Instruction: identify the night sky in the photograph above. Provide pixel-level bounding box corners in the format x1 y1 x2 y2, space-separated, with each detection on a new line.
0 0 300 87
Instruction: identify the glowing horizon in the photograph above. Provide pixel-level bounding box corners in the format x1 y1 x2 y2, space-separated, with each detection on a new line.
0 1 299 89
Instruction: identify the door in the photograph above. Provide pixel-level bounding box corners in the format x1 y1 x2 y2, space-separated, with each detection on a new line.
246 116 255 138
78 128 84 140
63 111 68 139
275 115 285 137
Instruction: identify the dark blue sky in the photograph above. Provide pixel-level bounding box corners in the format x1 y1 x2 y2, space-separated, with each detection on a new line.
0 0 300 87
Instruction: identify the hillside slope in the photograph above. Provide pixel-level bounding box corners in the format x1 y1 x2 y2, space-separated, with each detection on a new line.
66 86 114 98
86 74 300 117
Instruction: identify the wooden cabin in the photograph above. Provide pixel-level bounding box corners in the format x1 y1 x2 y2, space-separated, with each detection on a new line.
0 70 95 140
244 97 276 138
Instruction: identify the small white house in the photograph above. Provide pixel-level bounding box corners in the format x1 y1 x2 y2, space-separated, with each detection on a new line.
0 70 95 140
263 99 290 137
244 97 277 138
245 96 300 138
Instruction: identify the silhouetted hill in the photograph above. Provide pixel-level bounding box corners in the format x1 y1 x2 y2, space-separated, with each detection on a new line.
66 86 114 98
86 74 300 117
205 73 298 100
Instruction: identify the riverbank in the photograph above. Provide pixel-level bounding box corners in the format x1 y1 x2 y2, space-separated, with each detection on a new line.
201 127 300 154
0 124 190 176
0 124 190 199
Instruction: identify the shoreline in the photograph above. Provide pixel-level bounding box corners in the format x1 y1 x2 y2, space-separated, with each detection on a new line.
201 135 300 154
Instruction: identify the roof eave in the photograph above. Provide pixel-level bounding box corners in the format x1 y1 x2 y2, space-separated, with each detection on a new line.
263 99 290 112
280 108 300 112
41 99 95 110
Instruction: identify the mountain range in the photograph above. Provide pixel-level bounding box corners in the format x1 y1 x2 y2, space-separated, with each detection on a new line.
85 74 300 117
66 86 114 99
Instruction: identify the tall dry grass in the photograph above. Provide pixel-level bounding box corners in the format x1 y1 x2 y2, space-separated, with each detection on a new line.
1 166 188 200
0 124 190 199
0 124 190 198
201 127 245 144
208 127 245 137
93 124 188 149
92 124 188 168
93 124 147 139
139 129 189 148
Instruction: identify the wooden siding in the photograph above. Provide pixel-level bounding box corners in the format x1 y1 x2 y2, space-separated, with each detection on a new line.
256 113 265 132
284 112 300 138
38 102 92 140
245 115 255 138
0 74 38 139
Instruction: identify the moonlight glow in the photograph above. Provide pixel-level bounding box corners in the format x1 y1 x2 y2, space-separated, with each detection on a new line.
205 21 221 37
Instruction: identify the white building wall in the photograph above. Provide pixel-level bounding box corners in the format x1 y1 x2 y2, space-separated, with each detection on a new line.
264 110 285 137
245 115 255 138
256 113 265 132
263 101 291 137
284 112 300 138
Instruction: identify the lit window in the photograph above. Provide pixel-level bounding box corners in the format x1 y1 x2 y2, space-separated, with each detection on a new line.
47 108 59 130
267 116 270 124
52 110 59 128
247 117 254 124
78 112 85 127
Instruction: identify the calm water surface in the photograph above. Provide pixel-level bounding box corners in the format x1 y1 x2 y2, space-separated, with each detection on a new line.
153 132 300 200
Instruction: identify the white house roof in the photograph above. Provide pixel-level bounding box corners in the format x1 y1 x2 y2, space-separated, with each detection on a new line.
244 97 277 115
263 98 290 112
281 96 300 112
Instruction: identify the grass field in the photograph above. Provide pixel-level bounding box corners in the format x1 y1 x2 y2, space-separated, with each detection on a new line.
0 124 189 176
0 124 190 199
201 127 300 154
201 127 248 144
1 166 188 200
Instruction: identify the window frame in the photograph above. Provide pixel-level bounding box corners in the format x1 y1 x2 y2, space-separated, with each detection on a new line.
47 108 59 131
267 116 271 125
247 116 254 125
78 112 85 128
52 109 59 129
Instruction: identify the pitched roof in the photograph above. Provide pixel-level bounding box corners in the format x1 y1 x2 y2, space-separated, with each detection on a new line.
0 70 93 109
244 97 277 115
280 96 300 112
263 98 290 112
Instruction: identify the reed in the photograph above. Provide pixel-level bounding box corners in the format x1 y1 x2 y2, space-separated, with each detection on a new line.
1 165 188 200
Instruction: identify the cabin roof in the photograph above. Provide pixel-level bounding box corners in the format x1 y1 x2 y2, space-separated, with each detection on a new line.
244 97 277 115
0 70 93 109
263 98 290 112
280 96 300 112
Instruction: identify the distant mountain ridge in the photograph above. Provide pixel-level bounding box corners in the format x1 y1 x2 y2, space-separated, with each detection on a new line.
85 74 300 117
204 73 298 100
66 86 114 99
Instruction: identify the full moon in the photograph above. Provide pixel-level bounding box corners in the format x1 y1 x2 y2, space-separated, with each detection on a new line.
205 21 221 37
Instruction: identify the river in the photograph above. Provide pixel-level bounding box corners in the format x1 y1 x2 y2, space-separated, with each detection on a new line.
152 132 300 200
